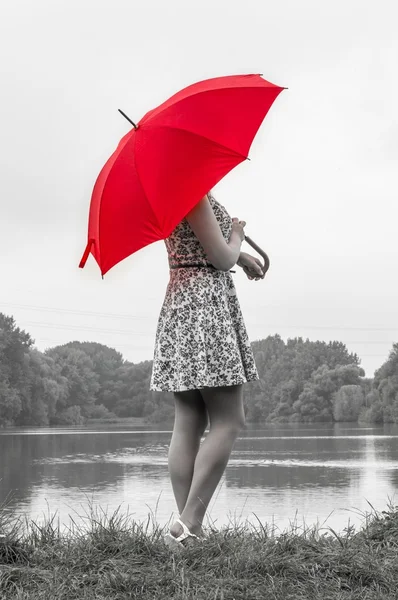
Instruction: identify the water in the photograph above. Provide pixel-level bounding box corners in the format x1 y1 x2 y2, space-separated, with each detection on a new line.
1 422 397 536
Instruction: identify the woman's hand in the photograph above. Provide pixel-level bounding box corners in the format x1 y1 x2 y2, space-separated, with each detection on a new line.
237 252 265 281
231 218 246 241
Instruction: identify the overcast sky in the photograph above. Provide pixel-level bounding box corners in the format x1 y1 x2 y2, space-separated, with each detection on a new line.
1 0 397 377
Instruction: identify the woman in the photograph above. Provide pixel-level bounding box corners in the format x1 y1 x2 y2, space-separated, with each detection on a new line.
149 191 264 549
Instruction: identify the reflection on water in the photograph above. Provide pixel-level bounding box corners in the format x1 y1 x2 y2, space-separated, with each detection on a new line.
0 423 397 535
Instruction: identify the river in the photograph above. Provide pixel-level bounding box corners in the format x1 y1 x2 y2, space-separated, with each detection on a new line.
1 422 397 536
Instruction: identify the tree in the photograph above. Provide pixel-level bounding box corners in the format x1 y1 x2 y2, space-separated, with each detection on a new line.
358 389 384 424
17 350 68 426
1 310 395 427
333 385 364 421
250 336 361 423
292 364 364 422
0 313 33 385
0 380 21 426
112 360 156 417
55 405 85 425
46 345 99 416
60 342 124 409
0 313 34 426
372 344 398 423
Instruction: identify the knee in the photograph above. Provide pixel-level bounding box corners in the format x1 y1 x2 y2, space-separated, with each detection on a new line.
197 412 208 436
231 405 246 432
176 414 208 439
232 411 246 433
216 412 246 436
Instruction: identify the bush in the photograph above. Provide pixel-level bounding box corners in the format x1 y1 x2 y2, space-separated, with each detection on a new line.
52 405 84 425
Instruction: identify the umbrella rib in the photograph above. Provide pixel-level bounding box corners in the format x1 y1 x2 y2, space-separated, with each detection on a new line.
131 134 164 236
141 76 279 126
151 83 251 115
97 135 134 274
136 124 248 238
144 123 249 161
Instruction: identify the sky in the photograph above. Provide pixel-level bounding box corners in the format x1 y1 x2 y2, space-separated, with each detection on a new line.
0 0 397 378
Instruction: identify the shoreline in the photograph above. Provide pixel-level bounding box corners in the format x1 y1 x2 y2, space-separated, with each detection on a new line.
1 417 377 430
0 501 397 599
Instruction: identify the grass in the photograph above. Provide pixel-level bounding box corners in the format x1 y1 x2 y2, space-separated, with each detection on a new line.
1 500 398 599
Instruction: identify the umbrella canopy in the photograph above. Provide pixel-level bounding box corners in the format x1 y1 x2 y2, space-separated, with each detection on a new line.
79 74 285 276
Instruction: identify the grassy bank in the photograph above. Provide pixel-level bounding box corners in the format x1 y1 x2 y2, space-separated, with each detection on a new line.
1 502 398 599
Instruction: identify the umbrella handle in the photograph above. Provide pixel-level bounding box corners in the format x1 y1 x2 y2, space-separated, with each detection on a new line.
244 235 270 276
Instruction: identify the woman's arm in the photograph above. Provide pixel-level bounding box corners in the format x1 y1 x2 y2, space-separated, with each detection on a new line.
236 253 245 268
237 251 265 279
185 195 245 271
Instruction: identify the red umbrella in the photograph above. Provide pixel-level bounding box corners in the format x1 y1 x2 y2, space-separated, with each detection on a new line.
79 74 285 276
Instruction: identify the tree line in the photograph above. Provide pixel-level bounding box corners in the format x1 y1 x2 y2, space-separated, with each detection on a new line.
0 312 397 427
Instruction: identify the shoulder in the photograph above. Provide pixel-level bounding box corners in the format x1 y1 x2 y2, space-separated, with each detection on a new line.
185 195 231 270
185 194 215 224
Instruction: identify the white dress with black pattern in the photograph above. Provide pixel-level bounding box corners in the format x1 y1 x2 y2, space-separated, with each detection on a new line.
149 195 259 392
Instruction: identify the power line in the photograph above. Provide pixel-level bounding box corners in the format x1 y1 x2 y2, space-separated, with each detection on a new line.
1 302 398 333
21 321 155 336
16 320 398 343
0 302 153 321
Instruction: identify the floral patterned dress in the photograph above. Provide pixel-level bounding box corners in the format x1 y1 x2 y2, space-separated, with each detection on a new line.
149 195 259 392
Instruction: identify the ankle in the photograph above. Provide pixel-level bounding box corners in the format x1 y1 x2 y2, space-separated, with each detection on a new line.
170 517 202 537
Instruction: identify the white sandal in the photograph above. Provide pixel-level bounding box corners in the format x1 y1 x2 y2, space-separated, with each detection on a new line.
164 518 201 550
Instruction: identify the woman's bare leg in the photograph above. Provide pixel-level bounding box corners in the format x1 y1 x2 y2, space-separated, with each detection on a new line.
170 384 245 538
168 389 208 516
